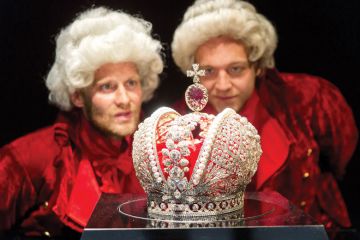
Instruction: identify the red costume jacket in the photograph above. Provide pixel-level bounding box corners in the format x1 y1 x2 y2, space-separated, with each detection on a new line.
173 69 358 229
0 111 144 237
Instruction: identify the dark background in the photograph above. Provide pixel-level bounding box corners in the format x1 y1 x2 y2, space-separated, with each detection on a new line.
0 0 359 232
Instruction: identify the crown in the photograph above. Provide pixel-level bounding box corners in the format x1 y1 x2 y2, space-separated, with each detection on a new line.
132 106 261 220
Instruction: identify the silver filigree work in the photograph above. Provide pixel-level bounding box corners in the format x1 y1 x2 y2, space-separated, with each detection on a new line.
132 107 262 219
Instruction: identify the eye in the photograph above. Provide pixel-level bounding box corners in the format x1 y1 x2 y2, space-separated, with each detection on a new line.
98 82 116 92
228 65 244 75
125 79 140 89
203 67 216 78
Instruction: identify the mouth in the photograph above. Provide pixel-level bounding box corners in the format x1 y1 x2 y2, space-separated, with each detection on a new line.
114 111 132 121
216 96 235 101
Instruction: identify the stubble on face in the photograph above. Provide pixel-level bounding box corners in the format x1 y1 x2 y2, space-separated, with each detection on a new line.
81 92 141 140
78 62 143 140
195 36 257 113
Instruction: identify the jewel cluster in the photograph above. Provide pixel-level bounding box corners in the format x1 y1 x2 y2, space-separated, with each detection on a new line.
132 107 262 219
161 112 212 200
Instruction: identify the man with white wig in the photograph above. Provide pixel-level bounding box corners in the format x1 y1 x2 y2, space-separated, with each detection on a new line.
0 7 163 238
171 0 358 235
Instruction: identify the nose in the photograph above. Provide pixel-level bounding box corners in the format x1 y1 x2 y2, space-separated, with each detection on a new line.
214 70 232 91
114 85 130 107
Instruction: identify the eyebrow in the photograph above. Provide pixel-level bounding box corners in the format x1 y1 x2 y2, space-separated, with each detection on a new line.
94 74 141 82
200 61 250 68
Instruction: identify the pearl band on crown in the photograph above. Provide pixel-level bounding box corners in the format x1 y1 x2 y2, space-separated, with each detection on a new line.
132 107 261 219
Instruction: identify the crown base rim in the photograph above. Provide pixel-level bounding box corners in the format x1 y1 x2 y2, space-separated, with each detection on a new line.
147 191 244 219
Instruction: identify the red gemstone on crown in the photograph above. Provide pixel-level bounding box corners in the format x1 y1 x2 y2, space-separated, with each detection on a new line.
188 86 204 100
185 83 208 112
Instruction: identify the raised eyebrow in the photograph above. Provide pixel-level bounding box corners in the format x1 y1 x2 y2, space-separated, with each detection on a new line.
94 81 109 88
129 74 141 81
94 77 113 85
229 61 249 65
200 61 248 69
199 65 214 69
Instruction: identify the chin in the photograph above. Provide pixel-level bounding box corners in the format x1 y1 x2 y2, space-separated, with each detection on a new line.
108 130 131 139
215 105 231 113
114 125 137 137
231 106 241 112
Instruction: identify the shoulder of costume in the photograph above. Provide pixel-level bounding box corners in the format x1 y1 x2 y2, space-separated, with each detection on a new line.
0 111 75 174
262 69 335 106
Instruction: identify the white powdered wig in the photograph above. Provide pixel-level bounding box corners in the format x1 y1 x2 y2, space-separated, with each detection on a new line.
46 7 163 110
172 0 277 73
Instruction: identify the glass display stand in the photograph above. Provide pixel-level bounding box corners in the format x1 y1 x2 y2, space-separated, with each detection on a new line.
81 191 329 240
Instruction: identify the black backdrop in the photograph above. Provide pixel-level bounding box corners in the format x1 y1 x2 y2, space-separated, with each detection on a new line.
1 0 359 231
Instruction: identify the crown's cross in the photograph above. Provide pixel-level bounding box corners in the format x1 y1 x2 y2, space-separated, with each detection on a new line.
187 63 205 83
185 64 208 112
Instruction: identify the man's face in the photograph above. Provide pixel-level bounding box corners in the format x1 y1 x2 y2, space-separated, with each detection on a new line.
195 36 258 113
72 62 143 139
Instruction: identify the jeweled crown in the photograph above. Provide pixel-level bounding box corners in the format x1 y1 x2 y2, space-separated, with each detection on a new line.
132 107 262 219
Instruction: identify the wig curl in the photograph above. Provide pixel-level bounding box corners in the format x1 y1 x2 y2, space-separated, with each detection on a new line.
172 0 277 73
46 7 163 110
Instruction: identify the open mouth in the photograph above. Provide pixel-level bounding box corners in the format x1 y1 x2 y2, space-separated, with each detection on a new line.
115 112 132 121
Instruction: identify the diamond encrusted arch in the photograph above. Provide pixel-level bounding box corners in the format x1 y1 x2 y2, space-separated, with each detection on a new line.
132 107 262 219
133 107 179 192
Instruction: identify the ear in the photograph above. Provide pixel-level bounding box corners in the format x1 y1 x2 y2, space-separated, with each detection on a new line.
70 91 85 108
255 67 264 77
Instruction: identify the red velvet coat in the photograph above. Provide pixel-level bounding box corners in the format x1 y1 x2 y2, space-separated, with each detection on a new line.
173 69 358 229
0 111 144 237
